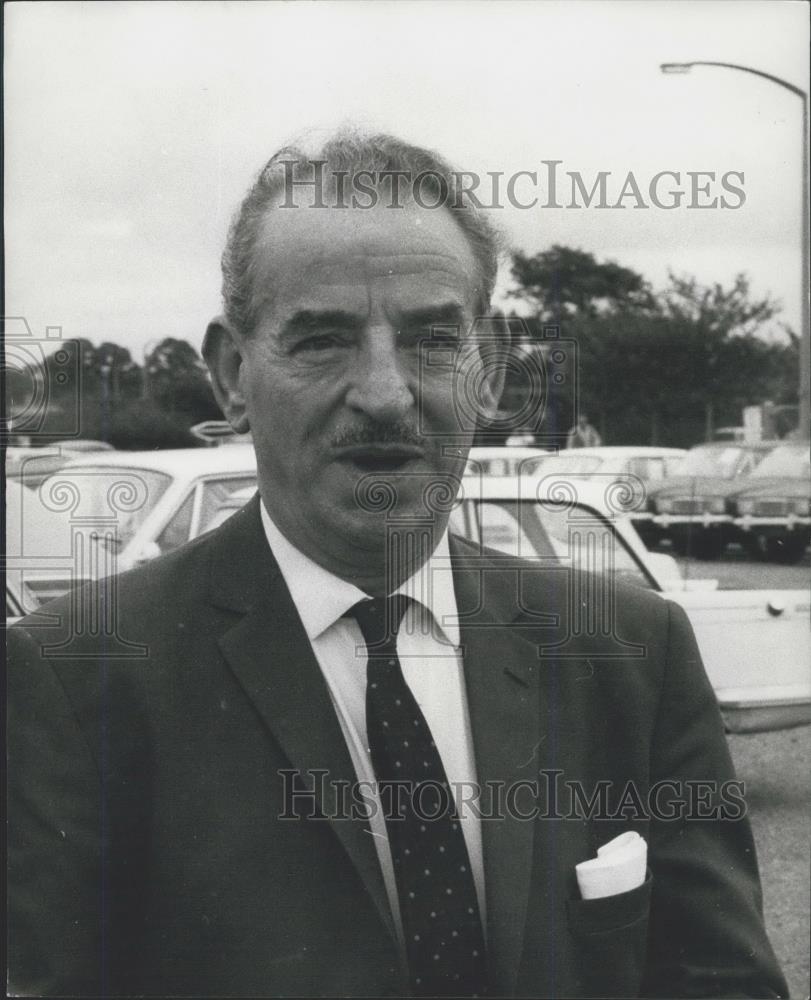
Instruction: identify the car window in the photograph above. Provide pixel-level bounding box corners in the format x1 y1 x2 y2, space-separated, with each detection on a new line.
476 502 544 558
156 491 196 552
520 456 551 475
468 499 654 590
543 455 602 475
204 503 242 533
679 447 745 478
196 477 257 537
749 444 810 479
36 466 172 549
627 457 665 481
738 452 757 476
664 456 685 477
448 505 468 538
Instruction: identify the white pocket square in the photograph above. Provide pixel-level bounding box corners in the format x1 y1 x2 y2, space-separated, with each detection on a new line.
575 831 647 900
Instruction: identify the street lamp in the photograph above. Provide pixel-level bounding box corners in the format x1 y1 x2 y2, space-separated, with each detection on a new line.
661 60 809 441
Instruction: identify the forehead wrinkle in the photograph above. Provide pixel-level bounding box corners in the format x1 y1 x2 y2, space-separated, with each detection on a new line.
251 203 482 329
297 250 474 284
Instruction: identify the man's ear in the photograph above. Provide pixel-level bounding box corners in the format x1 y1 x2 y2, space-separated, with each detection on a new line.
202 317 251 434
473 316 509 422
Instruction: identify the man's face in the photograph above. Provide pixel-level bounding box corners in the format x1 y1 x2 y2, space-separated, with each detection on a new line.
231 198 499 578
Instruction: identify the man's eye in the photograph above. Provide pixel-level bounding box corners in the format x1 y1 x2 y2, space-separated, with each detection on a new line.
294 334 348 353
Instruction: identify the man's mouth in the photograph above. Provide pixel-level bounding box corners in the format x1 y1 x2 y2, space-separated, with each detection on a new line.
335 445 424 473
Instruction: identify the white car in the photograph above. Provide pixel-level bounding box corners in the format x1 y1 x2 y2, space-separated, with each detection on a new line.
445 473 809 734
464 446 551 477
7 462 808 733
540 446 687 480
209 472 808 734
6 446 257 607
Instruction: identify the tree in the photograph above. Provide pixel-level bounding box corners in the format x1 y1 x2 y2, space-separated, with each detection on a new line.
107 399 201 450
6 336 224 448
509 245 654 320
506 250 797 446
144 338 222 425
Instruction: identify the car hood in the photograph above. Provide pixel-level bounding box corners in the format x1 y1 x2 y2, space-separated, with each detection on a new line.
652 476 743 499
734 477 811 501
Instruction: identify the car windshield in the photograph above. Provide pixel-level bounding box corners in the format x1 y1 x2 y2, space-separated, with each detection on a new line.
450 498 654 590
678 447 745 478
36 466 172 549
466 452 551 476
749 444 810 479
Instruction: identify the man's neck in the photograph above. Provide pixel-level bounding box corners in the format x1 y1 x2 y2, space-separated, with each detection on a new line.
259 501 448 597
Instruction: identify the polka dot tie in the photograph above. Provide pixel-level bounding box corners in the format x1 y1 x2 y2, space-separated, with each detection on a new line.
347 596 488 998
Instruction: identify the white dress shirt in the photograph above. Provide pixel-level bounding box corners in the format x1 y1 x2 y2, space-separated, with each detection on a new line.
260 502 486 950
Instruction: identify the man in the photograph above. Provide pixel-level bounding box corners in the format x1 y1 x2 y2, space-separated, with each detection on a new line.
566 413 602 449
8 132 786 998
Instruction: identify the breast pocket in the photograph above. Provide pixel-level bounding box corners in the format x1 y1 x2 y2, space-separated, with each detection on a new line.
565 871 652 998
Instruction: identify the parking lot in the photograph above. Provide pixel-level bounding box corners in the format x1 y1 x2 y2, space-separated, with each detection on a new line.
675 548 809 998
728 727 810 999
671 545 810 591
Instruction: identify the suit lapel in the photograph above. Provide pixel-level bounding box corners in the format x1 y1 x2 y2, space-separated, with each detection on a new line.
450 537 546 996
204 503 567 987
207 497 397 946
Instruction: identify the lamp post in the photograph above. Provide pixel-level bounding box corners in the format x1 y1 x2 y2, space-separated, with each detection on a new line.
661 61 809 441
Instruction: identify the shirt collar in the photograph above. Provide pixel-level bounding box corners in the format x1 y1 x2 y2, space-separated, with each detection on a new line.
260 501 460 648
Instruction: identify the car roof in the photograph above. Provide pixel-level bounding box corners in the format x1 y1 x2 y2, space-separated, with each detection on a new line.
468 446 551 457
220 475 637 517
688 440 780 451
551 446 686 458
460 473 633 511
60 444 257 474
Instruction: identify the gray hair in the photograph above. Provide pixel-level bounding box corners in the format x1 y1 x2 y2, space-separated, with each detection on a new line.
220 129 502 336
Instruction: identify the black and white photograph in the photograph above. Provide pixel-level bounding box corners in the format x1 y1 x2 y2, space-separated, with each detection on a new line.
4 1 809 996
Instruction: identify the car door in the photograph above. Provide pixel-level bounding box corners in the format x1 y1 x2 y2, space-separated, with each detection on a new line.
450 491 810 733
661 586 811 733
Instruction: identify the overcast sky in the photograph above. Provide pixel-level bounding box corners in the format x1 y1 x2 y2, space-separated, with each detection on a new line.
4 0 808 358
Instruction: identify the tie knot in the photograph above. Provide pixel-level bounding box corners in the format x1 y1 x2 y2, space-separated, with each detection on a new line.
346 595 412 652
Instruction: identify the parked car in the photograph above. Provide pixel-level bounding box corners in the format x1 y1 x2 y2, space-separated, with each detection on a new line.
464 446 551 476
9 446 257 606
204 475 809 733
54 439 115 453
732 443 811 563
651 441 778 558
518 446 687 541
444 473 809 733
9 461 809 733
6 441 113 489
535 446 686 480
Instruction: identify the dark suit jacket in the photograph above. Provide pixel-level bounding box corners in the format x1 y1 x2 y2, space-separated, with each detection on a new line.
8 496 787 997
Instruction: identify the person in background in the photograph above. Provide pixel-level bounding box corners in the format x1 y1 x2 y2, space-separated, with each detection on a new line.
566 412 602 448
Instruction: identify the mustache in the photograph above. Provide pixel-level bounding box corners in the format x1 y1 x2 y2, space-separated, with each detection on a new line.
331 421 426 449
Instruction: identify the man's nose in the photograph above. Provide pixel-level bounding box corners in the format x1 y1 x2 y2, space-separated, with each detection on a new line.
345 329 415 420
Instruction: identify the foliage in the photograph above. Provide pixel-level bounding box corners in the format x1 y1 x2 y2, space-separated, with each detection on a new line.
6 247 797 451
505 248 797 447
107 400 201 450
510 245 655 319
6 337 223 449
143 338 222 426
